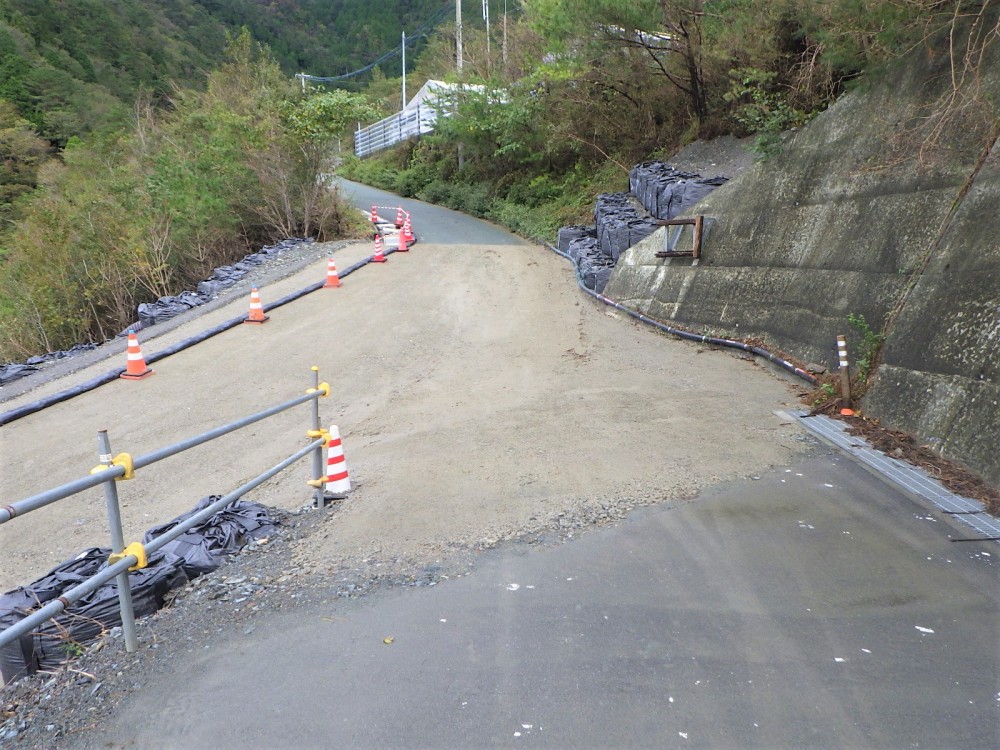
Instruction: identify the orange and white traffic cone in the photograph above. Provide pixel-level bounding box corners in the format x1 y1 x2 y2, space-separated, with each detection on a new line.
395 206 404 228
322 425 351 499
371 234 387 263
323 257 342 288
243 287 269 324
120 330 153 380
400 216 414 249
370 205 380 224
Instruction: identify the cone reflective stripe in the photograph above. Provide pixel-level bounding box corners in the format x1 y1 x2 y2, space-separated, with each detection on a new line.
120 331 153 380
243 287 269 323
400 216 414 248
323 425 351 497
324 257 342 288
395 206 404 228
372 234 387 263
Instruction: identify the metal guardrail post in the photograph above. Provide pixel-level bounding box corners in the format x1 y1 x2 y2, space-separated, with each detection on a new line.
96 429 139 653
309 367 325 507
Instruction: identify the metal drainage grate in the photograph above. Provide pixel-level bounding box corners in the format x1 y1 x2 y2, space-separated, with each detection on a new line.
788 410 1000 542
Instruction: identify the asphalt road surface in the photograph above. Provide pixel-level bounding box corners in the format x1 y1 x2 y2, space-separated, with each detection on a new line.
4 182 998 748
69 453 998 749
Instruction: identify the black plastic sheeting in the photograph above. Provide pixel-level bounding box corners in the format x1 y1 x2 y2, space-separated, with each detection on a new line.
0 239 312 388
139 239 310 328
0 498 276 684
143 496 277 578
0 238 404 428
0 344 99 386
628 161 728 221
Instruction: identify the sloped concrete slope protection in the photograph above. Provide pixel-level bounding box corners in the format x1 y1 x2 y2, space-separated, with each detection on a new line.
607 14 1000 484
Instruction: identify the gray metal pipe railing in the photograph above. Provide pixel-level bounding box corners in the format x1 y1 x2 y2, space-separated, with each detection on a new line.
0 435 325 651
132 390 319 471
1 467 124 524
1 389 323 525
0 369 334 660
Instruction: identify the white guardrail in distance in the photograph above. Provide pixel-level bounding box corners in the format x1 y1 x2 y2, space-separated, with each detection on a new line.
355 104 439 158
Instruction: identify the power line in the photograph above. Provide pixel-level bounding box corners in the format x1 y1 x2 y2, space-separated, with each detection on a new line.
298 4 452 83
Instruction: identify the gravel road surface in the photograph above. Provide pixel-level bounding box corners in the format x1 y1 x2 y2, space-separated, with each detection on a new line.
0 185 807 595
1 183 822 745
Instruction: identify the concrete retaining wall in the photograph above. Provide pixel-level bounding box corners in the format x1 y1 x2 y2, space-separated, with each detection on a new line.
606 25 1000 485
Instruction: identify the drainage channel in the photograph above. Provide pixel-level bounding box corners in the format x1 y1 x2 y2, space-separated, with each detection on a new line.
786 410 1000 543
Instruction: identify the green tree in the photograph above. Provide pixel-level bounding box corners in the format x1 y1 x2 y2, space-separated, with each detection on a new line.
0 99 50 229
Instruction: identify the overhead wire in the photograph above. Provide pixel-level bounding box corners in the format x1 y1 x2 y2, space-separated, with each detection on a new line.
299 3 453 83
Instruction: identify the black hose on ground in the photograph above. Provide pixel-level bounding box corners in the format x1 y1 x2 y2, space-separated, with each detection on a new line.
546 242 819 386
0 247 403 428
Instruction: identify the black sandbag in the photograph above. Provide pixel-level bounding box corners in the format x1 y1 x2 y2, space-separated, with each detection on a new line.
567 236 600 263
580 261 614 293
0 610 33 684
597 219 619 258
609 221 635 261
142 496 278 578
557 225 596 254
594 192 632 224
677 178 726 212
0 548 188 683
626 219 662 252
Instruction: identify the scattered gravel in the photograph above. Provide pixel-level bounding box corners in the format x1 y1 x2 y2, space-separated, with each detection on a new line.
0 473 773 749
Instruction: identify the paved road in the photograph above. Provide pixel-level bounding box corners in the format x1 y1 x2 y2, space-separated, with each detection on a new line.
73 453 998 749
58 185 998 749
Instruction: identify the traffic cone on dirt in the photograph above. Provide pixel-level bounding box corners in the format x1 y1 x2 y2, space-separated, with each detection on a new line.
243 287 270 324
323 257 342 288
119 330 153 380
394 206 405 228
371 234 387 263
400 215 414 249
370 205 380 224
322 425 351 499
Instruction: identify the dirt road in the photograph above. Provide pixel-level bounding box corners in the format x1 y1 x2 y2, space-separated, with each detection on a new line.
0 191 809 595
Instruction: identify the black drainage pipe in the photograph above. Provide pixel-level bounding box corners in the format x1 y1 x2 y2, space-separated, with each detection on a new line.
546 242 818 386
0 245 405 428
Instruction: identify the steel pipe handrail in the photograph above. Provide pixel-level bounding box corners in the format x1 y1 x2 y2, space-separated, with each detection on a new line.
0 436 325 650
1 466 125 525
133 390 319 470
0 389 323 526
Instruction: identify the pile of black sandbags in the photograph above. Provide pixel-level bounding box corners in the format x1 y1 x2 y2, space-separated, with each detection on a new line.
0 497 277 684
0 238 313 387
557 225 615 294
594 193 662 262
138 238 312 328
629 161 728 220
555 160 731 295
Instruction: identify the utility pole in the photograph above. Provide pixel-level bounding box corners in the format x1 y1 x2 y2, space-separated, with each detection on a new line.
502 0 508 69
483 0 490 62
456 0 464 169
402 31 407 107
456 0 463 74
